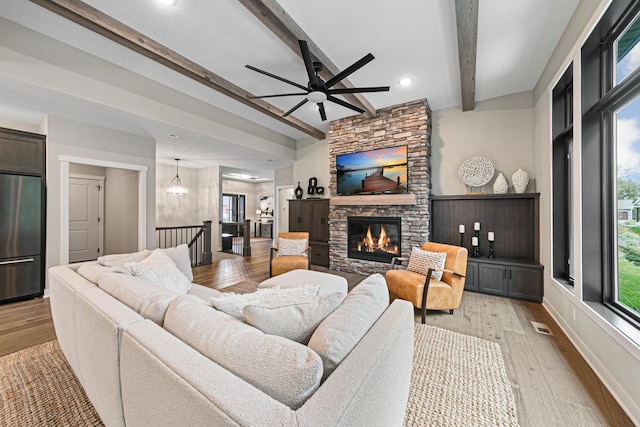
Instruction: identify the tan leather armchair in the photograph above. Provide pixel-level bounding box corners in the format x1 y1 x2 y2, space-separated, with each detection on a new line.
269 232 311 277
386 242 467 323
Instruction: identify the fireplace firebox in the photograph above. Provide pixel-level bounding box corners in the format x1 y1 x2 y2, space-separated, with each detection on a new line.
347 217 401 263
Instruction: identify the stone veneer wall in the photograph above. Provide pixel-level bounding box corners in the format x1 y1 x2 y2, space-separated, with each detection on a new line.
328 99 432 274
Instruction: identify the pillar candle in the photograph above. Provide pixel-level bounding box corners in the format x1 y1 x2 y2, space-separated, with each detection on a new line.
474 222 480 231
472 236 478 246
459 224 465 233
488 232 495 241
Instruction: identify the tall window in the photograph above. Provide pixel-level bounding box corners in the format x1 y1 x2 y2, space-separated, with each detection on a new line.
222 194 245 223
582 0 640 326
552 64 574 286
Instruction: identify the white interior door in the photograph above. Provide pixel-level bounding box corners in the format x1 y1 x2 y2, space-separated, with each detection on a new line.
69 176 104 263
277 187 294 235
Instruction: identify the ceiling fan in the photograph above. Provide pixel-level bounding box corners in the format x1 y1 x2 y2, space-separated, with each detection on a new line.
246 40 389 121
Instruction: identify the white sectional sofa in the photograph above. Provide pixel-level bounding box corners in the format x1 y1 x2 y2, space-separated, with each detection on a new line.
47 248 414 427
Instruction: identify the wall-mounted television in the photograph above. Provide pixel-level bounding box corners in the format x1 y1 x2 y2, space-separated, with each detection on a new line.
336 145 408 195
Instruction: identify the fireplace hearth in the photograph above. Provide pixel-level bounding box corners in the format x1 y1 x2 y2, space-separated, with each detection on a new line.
348 217 401 263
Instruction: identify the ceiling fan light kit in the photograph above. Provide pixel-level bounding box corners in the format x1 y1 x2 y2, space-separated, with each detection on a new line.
246 40 389 121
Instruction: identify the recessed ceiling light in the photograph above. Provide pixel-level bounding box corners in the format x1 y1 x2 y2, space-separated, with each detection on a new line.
167 134 179 139
399 77 413 87
157 0 176 6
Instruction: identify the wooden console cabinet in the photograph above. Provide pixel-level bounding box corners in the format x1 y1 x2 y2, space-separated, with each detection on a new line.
288 199 329 267
431 194 543 303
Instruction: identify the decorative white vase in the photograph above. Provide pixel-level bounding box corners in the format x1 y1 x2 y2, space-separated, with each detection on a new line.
492 172 508 194
512 169 530 194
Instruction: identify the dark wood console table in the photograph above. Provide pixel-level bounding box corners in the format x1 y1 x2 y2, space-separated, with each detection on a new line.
430 194 543 303
254 221 273 238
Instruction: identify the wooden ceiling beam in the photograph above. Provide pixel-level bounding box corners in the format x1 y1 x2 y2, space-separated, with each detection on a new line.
27 0 326 140
454 0 478 111
237 0 377 118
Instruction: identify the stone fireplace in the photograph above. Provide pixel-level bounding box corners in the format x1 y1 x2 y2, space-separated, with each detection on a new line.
347 217 401 263
328 99 432 274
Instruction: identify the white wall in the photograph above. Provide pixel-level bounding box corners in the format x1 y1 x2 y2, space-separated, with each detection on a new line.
431 92 535 195
196 166 221 250
45 115 156 276
156 164 222 248
293 138 329 197
69 163 106 177
104 168 138 255
533 0 640 423
156 163 201 227
0 118 40 134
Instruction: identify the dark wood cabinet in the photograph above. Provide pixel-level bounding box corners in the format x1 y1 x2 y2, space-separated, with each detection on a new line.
464 261 479 292
478 262 509 296
432 194 543 303
0 128 45 175
289 199 329 267
508 265 543 302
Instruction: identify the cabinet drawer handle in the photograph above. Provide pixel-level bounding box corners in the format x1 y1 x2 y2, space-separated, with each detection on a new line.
0 258 34 265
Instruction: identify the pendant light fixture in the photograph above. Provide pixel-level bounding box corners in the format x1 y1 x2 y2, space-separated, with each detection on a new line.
166 158 189 195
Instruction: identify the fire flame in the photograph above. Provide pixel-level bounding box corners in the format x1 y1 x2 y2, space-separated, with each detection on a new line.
360 225 399 255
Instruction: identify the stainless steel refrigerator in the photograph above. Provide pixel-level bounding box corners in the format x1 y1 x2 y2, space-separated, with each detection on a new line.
0 173 44 303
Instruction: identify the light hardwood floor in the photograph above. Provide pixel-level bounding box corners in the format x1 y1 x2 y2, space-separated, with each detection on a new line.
0 239 633 426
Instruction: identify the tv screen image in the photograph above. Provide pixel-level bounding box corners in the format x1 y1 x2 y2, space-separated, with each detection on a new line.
336 145 408 195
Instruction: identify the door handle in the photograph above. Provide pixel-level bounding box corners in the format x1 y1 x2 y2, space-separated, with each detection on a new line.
0 258 34 265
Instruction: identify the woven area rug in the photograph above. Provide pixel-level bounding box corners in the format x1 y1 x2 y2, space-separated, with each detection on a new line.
1 327 518 426
0 340 103 426
404 323 519 426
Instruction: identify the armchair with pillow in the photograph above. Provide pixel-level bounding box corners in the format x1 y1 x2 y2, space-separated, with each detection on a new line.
270 232 311 277
386 241 467 323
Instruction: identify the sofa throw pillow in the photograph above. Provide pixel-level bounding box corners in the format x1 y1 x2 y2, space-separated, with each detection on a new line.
165 294 324 409
308 273 389 381
244 292 345 344
97 249 151 267
210 284 319 321
158 244 193 282
124 250 192 294
98 272 179 325
406 247 446 281
276 238 308 257
77 262 130 284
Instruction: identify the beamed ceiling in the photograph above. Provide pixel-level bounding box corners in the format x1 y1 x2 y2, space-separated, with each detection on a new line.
0 0 579 179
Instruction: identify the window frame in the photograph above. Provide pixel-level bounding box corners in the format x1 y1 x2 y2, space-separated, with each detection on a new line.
221 193 246 223
582 0 640 328
552 64 574 287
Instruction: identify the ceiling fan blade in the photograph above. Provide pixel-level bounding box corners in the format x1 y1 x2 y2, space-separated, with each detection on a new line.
325 53 375 88
245 65 308 91
299 40 319 87
328 86 390 94
318 102 327 121
282 98 309 117
248 92 308 99
327 95 365 114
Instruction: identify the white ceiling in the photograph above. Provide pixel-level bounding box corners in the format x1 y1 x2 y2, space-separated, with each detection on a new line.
0 0 579 180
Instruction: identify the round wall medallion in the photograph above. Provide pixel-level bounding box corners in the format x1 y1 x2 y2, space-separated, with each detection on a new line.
458 157 495 188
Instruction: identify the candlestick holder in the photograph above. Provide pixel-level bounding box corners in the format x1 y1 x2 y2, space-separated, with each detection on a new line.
472 245 480 257
459 232 464 248
474 230 479 240
488 241 495 259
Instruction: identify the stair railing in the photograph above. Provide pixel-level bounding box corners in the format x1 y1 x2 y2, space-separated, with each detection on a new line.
220 219 251 256
156 220 212 266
